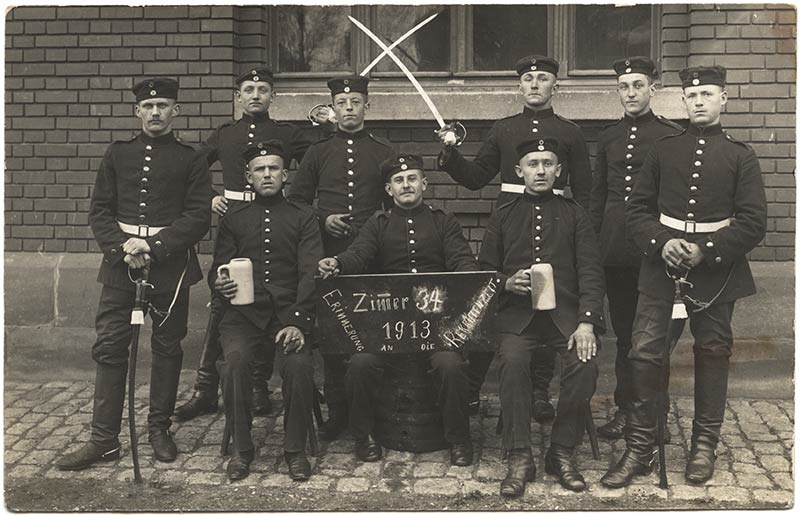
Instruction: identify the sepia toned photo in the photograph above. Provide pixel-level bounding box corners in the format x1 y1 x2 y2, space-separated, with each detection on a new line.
3 2 795 511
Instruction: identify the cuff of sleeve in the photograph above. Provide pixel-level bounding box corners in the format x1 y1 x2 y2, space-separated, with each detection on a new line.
437 148 456 169
289 308 314 333
146 235 169 261
643 229 672 262
699 235 724 266
578 309 606 334
103 244 126 266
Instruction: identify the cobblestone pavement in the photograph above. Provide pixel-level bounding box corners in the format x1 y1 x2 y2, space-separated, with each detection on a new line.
4 380 794 510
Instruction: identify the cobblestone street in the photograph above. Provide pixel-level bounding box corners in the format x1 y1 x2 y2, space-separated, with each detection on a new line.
4 379 794 511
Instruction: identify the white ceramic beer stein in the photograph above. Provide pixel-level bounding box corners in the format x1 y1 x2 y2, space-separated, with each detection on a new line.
217 258 255 306
529 263 556 311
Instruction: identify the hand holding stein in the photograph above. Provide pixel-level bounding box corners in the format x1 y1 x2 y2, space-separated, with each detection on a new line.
216 258 255 305
529 263 556 311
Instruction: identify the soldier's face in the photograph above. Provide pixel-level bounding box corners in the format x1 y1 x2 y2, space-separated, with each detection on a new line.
237 81 275 115
385 169 427 209
519 71 557 109
617 73 655 117
134 98 179 137
516 151 561 195
332 92 368 132
245 155 288 197
682 84 727 127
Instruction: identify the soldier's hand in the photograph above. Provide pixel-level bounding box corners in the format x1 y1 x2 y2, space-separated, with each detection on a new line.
681 241 705 268
318 258 340 279
124 253 150 269
567 322 597 362
661 238 689 268
325 214 353 238
214 275 238 299
435 126 458 147
277 326 305 354
123 237 151 256
505 268 532 296
212 195 228 216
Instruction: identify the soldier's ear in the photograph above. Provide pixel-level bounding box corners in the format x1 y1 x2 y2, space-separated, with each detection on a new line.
245 168 254 185
720 90 728 106
365 102 370 110
384 182 393 197
555 163 562 178
514 164 523 178
280 169 289 184
172 103 180 117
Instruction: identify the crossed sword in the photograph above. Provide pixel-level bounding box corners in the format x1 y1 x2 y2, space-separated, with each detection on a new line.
309 14 465 145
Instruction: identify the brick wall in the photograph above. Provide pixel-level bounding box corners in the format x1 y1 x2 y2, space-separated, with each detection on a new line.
4 5 796 259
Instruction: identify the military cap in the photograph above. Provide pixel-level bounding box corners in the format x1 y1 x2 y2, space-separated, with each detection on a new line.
612 56 658 78
327 76 369 96
235 66 275 86
679 65 726 89
242 139 288 165
380 153 425 182
516 138 560 160
132 78 178 102
515 55 559 77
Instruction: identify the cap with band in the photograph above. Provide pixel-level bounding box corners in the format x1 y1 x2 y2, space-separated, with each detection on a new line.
679 65 727 88
236 66 275 86
327 76 369 96
242 139 288 165
132 78 178 103
514 55 559 77
516 138 560 160
612 56 658 78
380 153 425 182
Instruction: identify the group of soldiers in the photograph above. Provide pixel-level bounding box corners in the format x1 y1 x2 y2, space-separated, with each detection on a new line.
54 51 767 499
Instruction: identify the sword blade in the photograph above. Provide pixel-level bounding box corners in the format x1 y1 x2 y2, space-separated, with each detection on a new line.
349 15 446 128
359 12 439 76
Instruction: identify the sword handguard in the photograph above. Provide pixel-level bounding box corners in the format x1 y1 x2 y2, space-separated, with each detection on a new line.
307 104 336 126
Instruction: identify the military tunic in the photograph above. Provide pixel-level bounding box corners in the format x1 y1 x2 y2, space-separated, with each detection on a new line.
438 107 593 207
205 112 313 197
210 193 323 454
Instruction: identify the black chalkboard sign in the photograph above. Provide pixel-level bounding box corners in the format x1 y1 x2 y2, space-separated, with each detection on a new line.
315 271 501 354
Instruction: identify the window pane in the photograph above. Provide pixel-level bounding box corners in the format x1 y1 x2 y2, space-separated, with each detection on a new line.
574 5 651 70
371 6 450 73
472 5 548 72
277 6 352 72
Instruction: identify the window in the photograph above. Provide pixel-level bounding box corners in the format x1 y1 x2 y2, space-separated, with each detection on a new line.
268 5 658 79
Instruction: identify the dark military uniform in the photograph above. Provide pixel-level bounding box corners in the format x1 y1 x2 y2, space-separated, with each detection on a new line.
288 127 394 415
479 192 605 451
621 121 767 460
210 193 323 455
588 110 681 414
88 130 211 448
335 202 479 445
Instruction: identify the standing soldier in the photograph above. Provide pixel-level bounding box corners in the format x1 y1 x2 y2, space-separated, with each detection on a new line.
57 78 211 470
480 138 604 496
436 55 593 422
288 76 394 441
589 57 681 440
212 140 322 481
318 154 478 465
601 66 767 488
175 66 315 422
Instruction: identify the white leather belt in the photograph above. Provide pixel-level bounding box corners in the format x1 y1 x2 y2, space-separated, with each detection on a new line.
118 221 167 237
501 183 564 196
224 189 255 201
659 213 731 234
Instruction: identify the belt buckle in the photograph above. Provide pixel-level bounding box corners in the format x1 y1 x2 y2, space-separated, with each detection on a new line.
684 220 696 234
137 224 150 238
243 191 255 202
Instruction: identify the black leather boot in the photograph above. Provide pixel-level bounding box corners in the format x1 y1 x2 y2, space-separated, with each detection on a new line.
500 448 536 498
544 445 586 492
56 441 121 471
354 434 382 462
227 449 254 481
450 441 474 467
601 360 659 488
149 355 182 462
532 387 555 423
531 347 556 422
285 450 312 481
597 409 627 440
319 401 348 441
685 353 728 484
174 390 219 421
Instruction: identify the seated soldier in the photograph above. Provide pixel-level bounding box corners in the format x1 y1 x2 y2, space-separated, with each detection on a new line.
318 154 478 466
479 138 605 497
211 140 323 481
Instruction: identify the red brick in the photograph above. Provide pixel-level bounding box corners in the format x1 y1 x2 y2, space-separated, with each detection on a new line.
765 233 794 246
750 100 777 113
774 218 796 232
167 34 210 47
121 34 167 47
155 20 179 33
715 25 741 38
739 84 791 99
713 55 766 69
54 63 99 76
12 226 54 239
725 40 749 53
689 26 714 39
142 62 188 75
66 240 88 253
23 21 46 34
766 54 797 69
66 48 89 61
34 35 77 47
690 10 726 24
68 20 89 33
178 19 202 32
777 70 796 83
45 48 67 62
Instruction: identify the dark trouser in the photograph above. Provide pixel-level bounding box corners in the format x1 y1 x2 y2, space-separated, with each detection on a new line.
604 266 640 410
497 313 598 450
218 309 314 454
628 293 735 449
323 353 349 407
193 296 274 396
345 351 471 444
466 351 494 400
90 285 190 446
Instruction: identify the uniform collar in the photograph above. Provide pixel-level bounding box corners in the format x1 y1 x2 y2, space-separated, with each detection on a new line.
623 110 656 126
391 202 429 217
253 191 286 207
522 107 555 120
687 123 724 137
523 190 556 204
336 128 369 139
242 111 271 123
139 131 176 147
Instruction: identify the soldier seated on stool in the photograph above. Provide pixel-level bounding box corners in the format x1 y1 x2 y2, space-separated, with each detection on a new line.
318 154 478 466
212 140 323 481
479 138 605 497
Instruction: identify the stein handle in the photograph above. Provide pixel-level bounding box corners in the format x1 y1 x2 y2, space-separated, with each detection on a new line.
217 264 230 280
